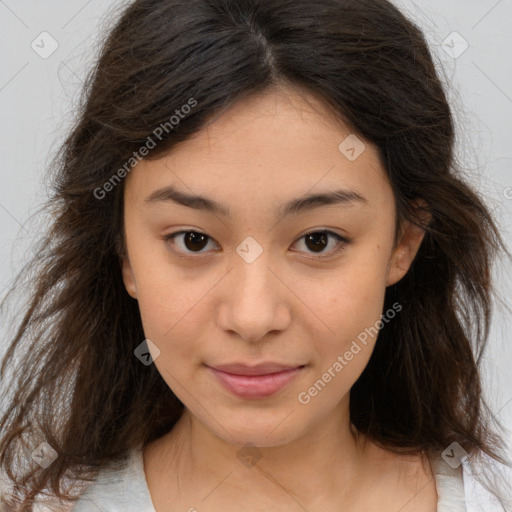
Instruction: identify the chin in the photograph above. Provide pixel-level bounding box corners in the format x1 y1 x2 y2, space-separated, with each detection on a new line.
210 420 302 449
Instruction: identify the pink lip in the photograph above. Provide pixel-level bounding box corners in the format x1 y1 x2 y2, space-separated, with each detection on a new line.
207 364 306 399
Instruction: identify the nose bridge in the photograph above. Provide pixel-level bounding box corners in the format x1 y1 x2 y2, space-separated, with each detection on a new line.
233 249 273 302
217 238 289 341
233 234 274 294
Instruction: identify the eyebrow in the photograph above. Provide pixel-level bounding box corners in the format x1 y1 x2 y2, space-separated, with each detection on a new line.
144 184 368 218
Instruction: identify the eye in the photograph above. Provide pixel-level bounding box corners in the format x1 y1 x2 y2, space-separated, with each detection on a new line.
291 230 350 259
164 230 218 256
164 229 350 258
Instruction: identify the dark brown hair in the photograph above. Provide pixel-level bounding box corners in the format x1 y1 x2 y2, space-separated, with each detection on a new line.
1 0 510 509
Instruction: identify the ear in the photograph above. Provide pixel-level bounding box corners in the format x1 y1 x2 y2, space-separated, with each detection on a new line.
386 202 431 287
121 256 138 299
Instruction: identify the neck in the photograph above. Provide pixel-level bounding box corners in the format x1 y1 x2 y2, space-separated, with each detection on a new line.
151 397 370 508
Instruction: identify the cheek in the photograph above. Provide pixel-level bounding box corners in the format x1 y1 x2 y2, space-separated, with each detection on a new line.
310 242 391 361
136 283 208 388
130 254 207 361
138 289 202 338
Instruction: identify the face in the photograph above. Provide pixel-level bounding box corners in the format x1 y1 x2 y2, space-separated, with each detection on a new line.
121 86 424 448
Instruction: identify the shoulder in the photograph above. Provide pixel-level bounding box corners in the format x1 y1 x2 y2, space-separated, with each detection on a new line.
429 447 512 512
461 451 512 512
70 447 155 512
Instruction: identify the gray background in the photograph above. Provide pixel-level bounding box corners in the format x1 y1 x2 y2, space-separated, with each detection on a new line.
0 0 511 457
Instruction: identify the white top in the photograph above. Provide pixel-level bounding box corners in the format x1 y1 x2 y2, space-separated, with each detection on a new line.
22 446 511 511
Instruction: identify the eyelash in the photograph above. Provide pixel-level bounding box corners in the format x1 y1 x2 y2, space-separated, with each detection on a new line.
163 229 350 260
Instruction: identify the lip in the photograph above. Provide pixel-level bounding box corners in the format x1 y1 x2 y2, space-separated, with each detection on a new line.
207 363 306 399
210 362 304 376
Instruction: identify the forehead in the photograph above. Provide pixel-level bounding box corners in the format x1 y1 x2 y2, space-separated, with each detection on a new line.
124 87 392 214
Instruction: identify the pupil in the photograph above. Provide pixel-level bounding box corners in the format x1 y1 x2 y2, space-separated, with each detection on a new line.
306 233 327 252
185 232 208 251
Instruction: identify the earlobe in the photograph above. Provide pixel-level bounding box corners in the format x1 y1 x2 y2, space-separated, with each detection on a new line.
121 257 138 299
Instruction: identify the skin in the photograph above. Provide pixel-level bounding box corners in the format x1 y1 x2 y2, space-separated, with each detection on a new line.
121 85 437 511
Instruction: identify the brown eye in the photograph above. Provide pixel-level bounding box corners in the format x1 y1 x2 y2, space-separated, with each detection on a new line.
182 232 209 251
164 231 216 255
304 232 329 253
292 230 349 258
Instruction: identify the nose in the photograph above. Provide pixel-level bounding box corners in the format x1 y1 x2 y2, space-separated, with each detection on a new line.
215 250 291 343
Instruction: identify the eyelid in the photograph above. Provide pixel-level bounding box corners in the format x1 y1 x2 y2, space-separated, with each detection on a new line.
290 230 350 259
163 229 219 258
163 229 351 259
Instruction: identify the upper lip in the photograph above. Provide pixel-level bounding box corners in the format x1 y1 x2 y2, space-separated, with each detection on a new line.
208 362 305 376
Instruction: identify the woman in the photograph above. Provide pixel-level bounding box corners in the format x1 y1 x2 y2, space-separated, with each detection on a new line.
1 0 510 510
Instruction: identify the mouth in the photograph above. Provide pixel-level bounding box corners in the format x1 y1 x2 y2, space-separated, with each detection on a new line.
206 363 307 399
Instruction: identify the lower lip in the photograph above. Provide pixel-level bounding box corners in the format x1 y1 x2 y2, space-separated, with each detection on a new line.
208 366 305 399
